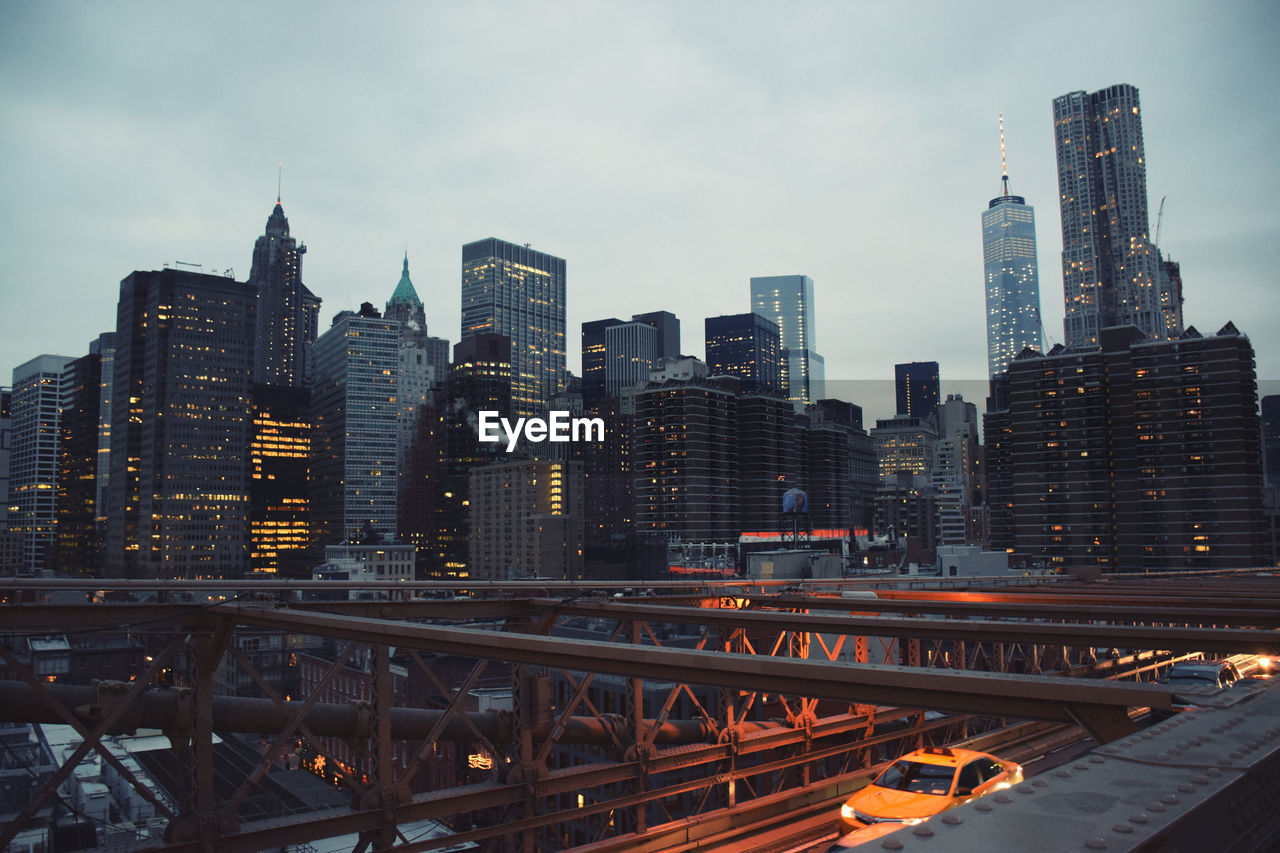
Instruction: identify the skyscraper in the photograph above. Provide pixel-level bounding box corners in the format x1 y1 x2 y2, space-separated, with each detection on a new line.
631 311 681 362
894 361 940 420
106 269 257 579
311 304 400 547
55 349 105 574
750 275 824 407
461 238 566 417
1053 84 1178 347
250 196 321 387
982 116 1043 377
581 318 623 407
10 355 73 570
704 313 782 392
1003 324 1265 571
248 384 313 577
604 322 658 397
385 254 449 476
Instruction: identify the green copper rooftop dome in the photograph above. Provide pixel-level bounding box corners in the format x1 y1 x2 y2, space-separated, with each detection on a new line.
389 252 422 306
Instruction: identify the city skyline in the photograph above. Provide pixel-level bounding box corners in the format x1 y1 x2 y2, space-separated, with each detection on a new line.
2 4 1278 422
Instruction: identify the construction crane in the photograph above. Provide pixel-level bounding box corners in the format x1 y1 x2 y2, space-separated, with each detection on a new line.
1153 195 1166 252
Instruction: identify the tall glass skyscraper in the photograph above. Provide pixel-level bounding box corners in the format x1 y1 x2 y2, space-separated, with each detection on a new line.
311 304 400 546
749 274 824 407
461 238 566 418
1053 84 1178 348
982 119 1043 376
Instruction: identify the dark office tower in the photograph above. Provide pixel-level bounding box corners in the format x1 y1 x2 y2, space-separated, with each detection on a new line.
54 351 104 574
582 395 634 552
750 275 824 407
736 390 800 534
581 318 622 407
250 196 321 386
634 378 739 543
605 322 658 397
631 311 681 361
0 388 10 526
1263 396 1280 489
1053 84 1177 347
894 361 940 420
806 399 876 532
248 384 312 577
461 238 566 417
311 304 399 548
402 334 513 579
704 313 782 392
1157 257 1185 341
106 270 256 579
89 334 115 548
982 115 1043 377
1007 324 1266 571
386 254 450 477
982 373 1015 551
10 355 73 571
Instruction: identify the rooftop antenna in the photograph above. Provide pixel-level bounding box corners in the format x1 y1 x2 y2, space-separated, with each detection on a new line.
999 113 1010 197
277 162 283 203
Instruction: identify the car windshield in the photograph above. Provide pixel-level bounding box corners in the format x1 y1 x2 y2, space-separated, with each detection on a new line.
873 760 956 796
1167 669 1219 683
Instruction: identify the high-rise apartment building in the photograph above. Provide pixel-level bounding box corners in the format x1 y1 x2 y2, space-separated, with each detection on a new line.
1263 395 1280 490
1053 84 1179 347
604 322 658 397
250 198 321 387
750 275 824 407
982 118 1043 377
461 238 566 417
0 388 10 524
894 361 940 421
311 304 400 547
871 413 938 485
10 355 73 570
999 324 1265 570
469 459 585 580
704 313 782 393
105 269 256 579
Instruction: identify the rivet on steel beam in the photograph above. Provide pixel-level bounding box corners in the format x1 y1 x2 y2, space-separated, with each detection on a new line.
1112 824 1134 834
1190 775 1209 785
1054 770 1071 778
1032 779 1048 788
880 839 904 851
1128 814 1149 825
995 794 1013 804
1177 784 1194 793
912 826 933 837
1104 746 1119 754
1089 756 1104 764
1074 763 1090 770
1147 802 1166 812
1085 838 1108 850
1160 793 1178 805
975 802 993 812
1207 767 1223 777
942 814 962 826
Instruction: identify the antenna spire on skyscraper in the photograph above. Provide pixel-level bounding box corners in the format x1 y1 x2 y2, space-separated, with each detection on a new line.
999 113 1010 197
277 162 283 204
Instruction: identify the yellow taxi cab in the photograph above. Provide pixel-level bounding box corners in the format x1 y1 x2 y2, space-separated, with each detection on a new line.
837 746 1022 835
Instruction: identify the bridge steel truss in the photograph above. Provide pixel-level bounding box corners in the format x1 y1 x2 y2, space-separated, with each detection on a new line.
2 577 1279 852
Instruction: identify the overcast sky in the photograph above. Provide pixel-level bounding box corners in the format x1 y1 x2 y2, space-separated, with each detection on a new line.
2 1 1277 423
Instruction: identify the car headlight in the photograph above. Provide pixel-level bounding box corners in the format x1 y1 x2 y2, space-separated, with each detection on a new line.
840 803 857 820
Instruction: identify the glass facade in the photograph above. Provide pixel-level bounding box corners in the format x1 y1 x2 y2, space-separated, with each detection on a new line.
604 322 658 397
10 355 73 570
704 313 781 392
983 194 1043 377
750 275 823 408
461 238 566 418
311 308 400 546
1053 85 1177 347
